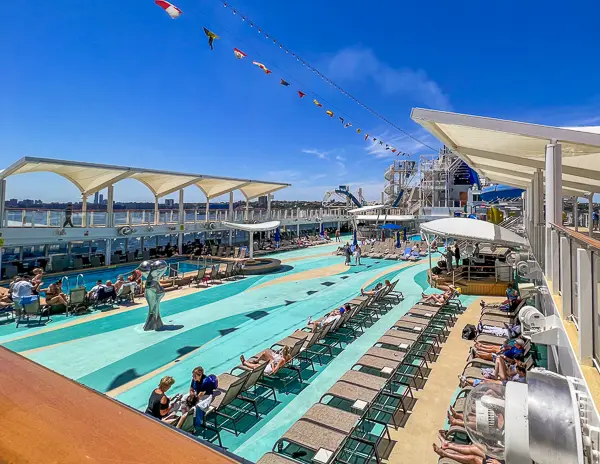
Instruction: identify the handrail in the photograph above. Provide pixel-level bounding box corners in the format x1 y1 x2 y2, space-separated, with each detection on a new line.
75 273 85 288
551 223 600 252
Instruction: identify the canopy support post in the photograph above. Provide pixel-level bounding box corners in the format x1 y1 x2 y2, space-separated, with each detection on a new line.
248 231 254 259
106 185 114 228
205 197 210 222
574 196 579 231
588 192 595 238
81 194 88 227
178 189 184 255
545 142 562 277
154 196 159 225
229 192 234 245
0 179 5 228
532 169 543 264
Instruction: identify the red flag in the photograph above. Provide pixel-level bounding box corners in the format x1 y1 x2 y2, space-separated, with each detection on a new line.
155 0 182 19
298 91 306 98
252 61 272 74
233 48 247 59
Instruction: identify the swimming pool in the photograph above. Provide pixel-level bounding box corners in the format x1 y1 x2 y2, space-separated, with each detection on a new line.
0 242 452 461
51 258 202 290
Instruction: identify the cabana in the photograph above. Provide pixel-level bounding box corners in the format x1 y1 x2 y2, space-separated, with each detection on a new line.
221 221 280 259
420 217 528 295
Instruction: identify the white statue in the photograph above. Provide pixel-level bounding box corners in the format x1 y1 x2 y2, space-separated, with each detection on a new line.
137 260 168 331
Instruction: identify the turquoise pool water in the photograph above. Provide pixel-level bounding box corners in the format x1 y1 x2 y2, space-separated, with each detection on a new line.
0 242 455 461
48 258 201 290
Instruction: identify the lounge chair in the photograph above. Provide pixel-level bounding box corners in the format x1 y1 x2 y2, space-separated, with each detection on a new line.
204 375 247 436
256 453 301 464
68 286 88 315
15 297 50 327
116 283 136 304
194 267 212 287
219 361 273 418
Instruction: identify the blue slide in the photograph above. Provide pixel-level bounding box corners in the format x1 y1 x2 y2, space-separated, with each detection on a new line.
334 189 362 208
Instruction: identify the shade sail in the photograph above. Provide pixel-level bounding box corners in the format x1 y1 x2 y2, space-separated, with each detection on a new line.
0 157 290 199
411 108 600 195
221 221 281 232
420 217 528 248
348 204 385 214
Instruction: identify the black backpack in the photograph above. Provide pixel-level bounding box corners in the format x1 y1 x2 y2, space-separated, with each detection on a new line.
462 324 477 340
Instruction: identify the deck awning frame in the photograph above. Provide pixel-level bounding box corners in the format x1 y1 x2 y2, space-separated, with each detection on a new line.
0 157 290 200
411 108 600 196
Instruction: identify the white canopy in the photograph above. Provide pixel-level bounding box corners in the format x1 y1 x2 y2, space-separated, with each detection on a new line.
221 221 281 232
0 157 289 199
347 204 386 214
411 108 600 195
420 217 528 248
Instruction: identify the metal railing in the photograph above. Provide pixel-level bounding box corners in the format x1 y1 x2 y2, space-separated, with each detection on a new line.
2 207 350 228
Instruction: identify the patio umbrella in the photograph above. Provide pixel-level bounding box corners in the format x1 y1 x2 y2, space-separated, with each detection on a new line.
403 227 407 241
378 223 402 230
395 231 400 248
274 226 281 242
353 229 358 246
320 222 324 236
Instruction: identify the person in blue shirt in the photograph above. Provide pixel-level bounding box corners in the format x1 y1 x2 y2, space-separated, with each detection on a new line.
504 283 521 311
471 338 525 362
189 366 217 397
593 210 599 231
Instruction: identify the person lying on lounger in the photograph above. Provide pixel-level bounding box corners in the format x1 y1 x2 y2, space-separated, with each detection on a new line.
459 363 526 388
360 281 385 296
421 288 453 305
471 338 525 362
434 432 503 464
477 321 521 339
306 303 350 332
240 346 291 376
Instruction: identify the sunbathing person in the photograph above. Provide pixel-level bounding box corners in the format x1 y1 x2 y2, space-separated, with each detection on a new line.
307 304 350 332
0 287 13 309
42 280 69 306
460 363 526 388
433 434 503 464
240 345 291 375
477 321 521 339
471 338 525 361
421 287 453 305
361 281 384 296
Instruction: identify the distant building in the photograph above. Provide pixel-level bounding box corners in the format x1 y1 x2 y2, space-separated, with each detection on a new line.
94 192 99 204
99 194 104 204
7 198 18 207
257 195 268 209
164 199 175 207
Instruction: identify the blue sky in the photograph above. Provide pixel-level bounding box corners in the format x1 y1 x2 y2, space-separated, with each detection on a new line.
1 0 599 203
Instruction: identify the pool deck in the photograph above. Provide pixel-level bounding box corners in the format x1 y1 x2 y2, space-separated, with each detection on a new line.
384 297 502 463
0 240 490 463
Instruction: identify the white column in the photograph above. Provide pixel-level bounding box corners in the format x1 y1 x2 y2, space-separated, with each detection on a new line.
532 169 543 262
205 198 210 222
105 238 112 266
296 223 300 237
574 196 579 231
245 199 249 221
0 179 5 228
248 231 254 259
106 185 114 228
178 189 184 254
551 229 560 293
228 192 234 245
545 143 562 276
577 248 593 366
267 194 272 219
588 193 595 238
559 236 572 316
154 196 159 225
81 194 88 227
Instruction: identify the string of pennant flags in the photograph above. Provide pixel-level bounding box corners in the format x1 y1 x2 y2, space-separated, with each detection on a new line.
154 0 408 155
219 0 438 153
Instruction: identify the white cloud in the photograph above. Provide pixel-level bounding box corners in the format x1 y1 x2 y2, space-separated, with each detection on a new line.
335 155 346 161
302 148 330 160
326 47 451 110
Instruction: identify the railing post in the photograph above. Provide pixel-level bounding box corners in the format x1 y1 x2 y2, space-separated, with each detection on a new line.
577 248 593 366
21 209 26 226
560 235 572 317
551 228 560 294
47 210 52 227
